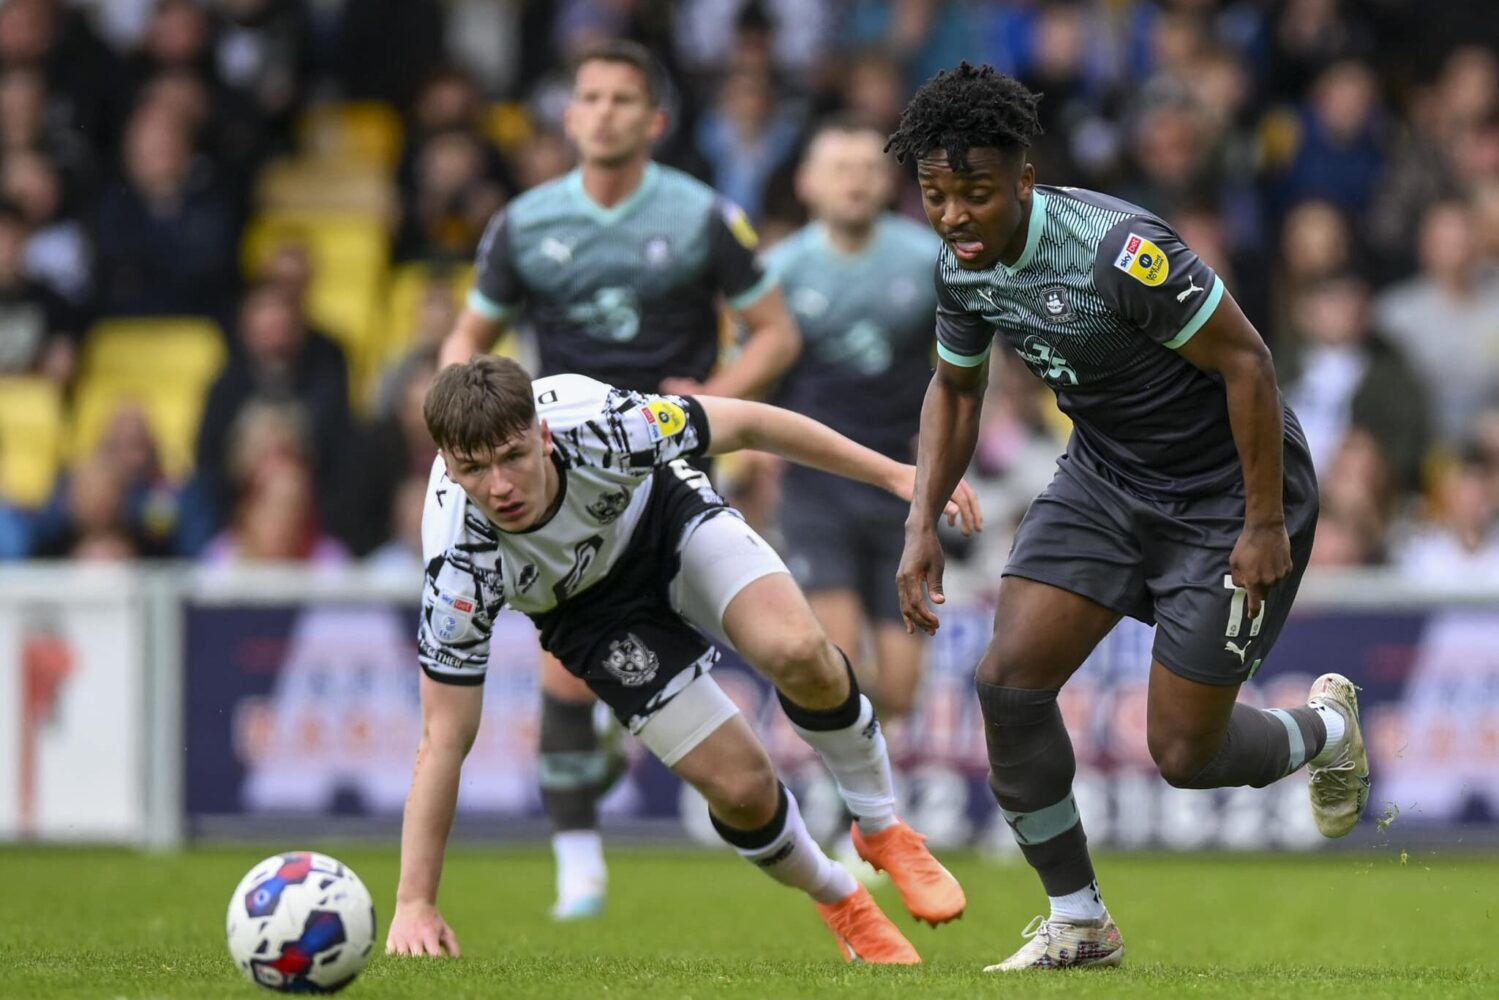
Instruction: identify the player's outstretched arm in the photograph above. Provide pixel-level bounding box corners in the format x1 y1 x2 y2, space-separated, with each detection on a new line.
694 393 980 534
437 308 504 369
388 672 483 958
896 359 988 636
1174 290 1289 618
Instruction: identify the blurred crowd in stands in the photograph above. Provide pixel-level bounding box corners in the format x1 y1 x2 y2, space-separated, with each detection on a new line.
1 0 1498 590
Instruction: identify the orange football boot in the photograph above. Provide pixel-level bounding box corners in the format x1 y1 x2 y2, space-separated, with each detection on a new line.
851 820 967 925
814 885 922 964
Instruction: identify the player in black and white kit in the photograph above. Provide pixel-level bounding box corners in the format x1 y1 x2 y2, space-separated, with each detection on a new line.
386 356 976 964
439 41 801 920
888 65 1371 970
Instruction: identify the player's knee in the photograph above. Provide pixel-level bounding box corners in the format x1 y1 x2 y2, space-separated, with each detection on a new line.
700 756 779 824
757 628 834 690
975 640 1038 688
1149 733 1214 788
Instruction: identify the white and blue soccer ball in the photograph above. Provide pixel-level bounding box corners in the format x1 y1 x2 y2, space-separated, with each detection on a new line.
226 851 377 993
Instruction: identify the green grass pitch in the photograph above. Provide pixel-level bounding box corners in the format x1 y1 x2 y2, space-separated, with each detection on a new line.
1 844 1494 998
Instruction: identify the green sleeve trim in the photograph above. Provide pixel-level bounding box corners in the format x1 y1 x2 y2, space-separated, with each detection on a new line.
1163 276 1224 349
726 270 778 312
936 341 991 367
466 287 513 322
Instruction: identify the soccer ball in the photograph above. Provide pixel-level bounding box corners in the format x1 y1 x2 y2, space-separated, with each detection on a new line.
226 851 377 993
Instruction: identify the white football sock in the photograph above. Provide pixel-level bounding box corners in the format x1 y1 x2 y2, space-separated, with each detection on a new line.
552 830 606 901
788 694 898 834
720 788 857 905
1308 702 1346 765
1049 880 1106 923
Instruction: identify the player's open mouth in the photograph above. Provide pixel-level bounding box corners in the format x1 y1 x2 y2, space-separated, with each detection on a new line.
949 237 984 261
495 501 526 520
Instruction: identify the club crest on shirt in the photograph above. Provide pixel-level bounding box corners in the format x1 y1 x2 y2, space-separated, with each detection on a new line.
586 488 630 524
539 236 574 265
790 286 829 319
602 633 660 687
644 235 672 268
1039 284 1073 323
889 276 918 308
1113 231 1170 287
516 563 539 594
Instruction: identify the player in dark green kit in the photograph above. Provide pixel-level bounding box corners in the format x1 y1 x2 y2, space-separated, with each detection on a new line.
889 64 1371 970
766 117 942 726
438 41 801 922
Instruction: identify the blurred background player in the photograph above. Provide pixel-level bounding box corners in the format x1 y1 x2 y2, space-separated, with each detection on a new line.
764 116 940 868
437 40 800 920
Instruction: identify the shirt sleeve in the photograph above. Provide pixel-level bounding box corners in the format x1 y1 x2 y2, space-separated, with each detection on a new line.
933 259 996 367
708 197 777 311
601 388 713 472
416 462 499 686
1093 217 1224 349
467 209 524 322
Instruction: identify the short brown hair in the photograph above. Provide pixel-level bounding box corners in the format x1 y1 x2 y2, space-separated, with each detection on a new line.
424 355 536 457
572 39 666 107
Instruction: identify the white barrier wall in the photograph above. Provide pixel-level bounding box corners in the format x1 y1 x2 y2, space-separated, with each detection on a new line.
0 568 147 841
1 564 1496 848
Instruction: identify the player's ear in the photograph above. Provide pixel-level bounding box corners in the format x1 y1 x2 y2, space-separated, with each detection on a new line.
793 159 815 208
539 419 553 454
1015 159 1035 201
648 107 668 143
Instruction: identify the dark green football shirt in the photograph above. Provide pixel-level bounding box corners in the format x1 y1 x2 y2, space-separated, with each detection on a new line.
934 185 1289 498
469 162 774 391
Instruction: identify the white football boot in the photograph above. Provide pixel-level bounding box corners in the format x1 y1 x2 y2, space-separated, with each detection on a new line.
983 913 1124 971
1306 672 1371 838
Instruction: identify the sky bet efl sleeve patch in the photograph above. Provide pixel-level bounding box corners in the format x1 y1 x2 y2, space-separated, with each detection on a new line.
1113 231 1170 287
721 201 759 250
1094 216 1220 347
640 398 687 441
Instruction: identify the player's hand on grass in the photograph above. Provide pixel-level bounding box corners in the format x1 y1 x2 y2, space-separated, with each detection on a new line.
1230 520 1292 618
888 467 984 536
386 901 461 957
896 526 946 636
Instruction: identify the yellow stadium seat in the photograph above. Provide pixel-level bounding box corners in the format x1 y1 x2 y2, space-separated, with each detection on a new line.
74 320 226 482
241 211 390 365
83 317 226 387
483 102 533 153
298 102 404 171
381 262 472 359
70 377 207 483
255 154 396 216
243 212 388 281
0 376 63 506
315 278 381 372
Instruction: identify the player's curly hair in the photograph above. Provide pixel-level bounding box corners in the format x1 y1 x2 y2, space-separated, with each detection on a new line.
885 62 1043 171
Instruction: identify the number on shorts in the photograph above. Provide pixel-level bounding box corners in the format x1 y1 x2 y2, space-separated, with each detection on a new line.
1221 574 1266 639
669 458 712 491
